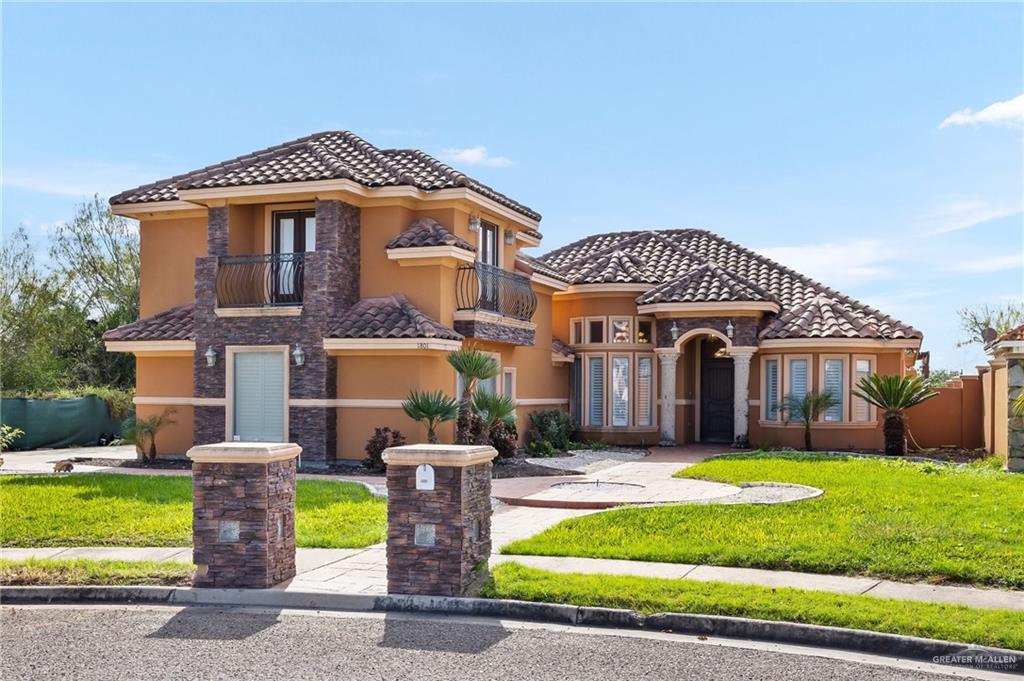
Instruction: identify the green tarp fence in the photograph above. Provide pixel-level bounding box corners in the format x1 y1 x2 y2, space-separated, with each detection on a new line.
0 396 123 450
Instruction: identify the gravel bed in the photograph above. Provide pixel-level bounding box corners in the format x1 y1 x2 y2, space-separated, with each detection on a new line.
526 448 648 474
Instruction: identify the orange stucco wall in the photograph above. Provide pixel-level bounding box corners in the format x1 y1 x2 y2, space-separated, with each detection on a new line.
905 377 984 450
138 217 206 317
135 356 194 455
993 363 1009 458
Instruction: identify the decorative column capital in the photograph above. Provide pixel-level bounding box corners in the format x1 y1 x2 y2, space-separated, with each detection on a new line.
656 349 681 363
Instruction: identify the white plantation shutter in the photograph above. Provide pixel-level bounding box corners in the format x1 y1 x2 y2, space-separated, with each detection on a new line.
824 359 844 422
233 352 285 442
765 359 779 421
637 357 653 427
789 359 808 400
612 357 630 426
588 356 605 427
853 358 872 421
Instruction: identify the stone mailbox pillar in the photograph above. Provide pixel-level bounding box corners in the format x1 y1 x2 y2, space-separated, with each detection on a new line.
187 441 301 588
382 444 497 596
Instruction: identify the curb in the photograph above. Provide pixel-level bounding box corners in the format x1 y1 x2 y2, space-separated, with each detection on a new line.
3 586 1021 671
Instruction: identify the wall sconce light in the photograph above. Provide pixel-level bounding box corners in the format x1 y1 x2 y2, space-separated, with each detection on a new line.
292 344 305 367
468 214 481 233
725 319 735 339
504 229 515 245
204 346 218 368
670 321 680 341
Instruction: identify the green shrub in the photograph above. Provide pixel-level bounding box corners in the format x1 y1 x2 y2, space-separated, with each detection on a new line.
0 425 25 452
567 439 610 451
363 427 405 472
526 410 576 453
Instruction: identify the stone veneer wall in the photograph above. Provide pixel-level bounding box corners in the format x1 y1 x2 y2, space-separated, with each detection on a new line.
655 316 759 348
193 199 359 466
452 319 535 346
192 459 296 588
385 461 492 596
1009 358 1024 472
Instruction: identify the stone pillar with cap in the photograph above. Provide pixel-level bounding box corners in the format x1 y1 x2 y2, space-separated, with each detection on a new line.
187 441 300 588
730 348 755 448
382 444 497 596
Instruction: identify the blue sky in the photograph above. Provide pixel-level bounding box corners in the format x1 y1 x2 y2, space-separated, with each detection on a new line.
3 2 1021 371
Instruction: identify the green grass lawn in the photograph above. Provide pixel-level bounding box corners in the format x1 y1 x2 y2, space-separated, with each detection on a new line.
0 558 193 586
502 452 1024 588
484 563 1024 651
0 473 386 548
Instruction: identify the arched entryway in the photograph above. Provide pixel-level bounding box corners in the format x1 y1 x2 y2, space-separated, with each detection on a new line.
699 338 734 443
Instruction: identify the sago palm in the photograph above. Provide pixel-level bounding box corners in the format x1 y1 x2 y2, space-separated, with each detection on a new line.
472 391 518 446
852 374 938 456
446 346 500 445
402 389 459 444
781 391 839 451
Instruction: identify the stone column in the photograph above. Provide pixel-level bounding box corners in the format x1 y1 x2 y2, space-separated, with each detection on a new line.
1008 358 1024 472
188 442 300 588
207 206 229 257
657 351 679 446
383 444 496 596
730 350 754 448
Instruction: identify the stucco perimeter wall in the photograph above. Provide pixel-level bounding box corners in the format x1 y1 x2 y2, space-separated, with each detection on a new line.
138 217 207 317
905 377 984 450
994 363 1009 457
135 355 195 455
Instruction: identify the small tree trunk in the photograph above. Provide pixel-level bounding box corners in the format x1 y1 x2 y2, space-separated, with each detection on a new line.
427 429 439 445
455 384 473 445
803 422 812 451
883 411 906 456
146 437 157 465
475 426 491 446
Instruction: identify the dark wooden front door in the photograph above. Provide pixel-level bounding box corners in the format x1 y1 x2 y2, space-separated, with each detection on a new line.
701 355 734 443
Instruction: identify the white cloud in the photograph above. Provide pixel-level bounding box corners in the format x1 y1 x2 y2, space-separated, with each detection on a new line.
440 146 514 168
754 238 897 287
940 93 1024 129
947 254 1023 274
919 198 1022 235
3 161 161 199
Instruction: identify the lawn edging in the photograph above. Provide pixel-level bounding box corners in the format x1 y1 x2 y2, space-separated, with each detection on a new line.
3 585 1020 670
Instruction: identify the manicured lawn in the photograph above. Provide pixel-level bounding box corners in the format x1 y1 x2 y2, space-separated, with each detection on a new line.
0 558 193 586
502 452 1024 588
0 473 386 549
484 563 1024 650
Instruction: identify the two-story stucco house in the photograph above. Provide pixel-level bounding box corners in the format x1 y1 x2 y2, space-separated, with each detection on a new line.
104 131 923 465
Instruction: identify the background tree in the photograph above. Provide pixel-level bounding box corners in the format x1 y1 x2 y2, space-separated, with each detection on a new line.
956 303 1024 348
924 368 961 388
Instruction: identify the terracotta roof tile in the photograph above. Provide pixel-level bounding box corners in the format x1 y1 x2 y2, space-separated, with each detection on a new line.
328 294 462 341
385 218 475 252
995 324 1024 343
551 336 575 358
515 253 571 283
636 262 774 304
110 131 541 223
537 229 921 341
102 304 195 342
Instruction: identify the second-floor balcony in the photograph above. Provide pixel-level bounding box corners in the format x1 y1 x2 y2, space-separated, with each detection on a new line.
215 253 305 308
455 261 537 322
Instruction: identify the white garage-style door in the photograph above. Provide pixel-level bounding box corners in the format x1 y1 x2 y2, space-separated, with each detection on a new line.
232 350 286 442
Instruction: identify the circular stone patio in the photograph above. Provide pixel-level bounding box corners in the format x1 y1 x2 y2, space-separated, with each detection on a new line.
493 462 822 509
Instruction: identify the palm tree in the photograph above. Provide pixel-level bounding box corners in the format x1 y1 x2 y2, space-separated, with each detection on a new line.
472 391 518 446
123 408 177 465
781 392 839 451
402 389 459 444
446 346 500 445
852 374 938 456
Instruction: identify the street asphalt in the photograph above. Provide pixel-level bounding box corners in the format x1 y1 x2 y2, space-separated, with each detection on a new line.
1 605 1000 681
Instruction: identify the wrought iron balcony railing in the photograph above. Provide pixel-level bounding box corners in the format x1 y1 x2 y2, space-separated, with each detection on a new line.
215 253 305 307
455 261 537 322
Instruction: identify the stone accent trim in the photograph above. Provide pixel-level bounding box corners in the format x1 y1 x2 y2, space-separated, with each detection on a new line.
453 319 535 346
207 206 228 257
1008 358 1023 472
655 316 759 349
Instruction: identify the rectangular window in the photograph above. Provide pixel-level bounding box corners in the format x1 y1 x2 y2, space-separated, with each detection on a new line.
587 318 605 344
570 358 583 425
571 319 584 345
787 358 809 420
764 358 780 421
637 319 653 344
823 358 845 422
502 368 516 398
637 356 653 426
611 356 630 426
852 357 873 421
588 356 605 427
611 318 632 343
480 220 499 266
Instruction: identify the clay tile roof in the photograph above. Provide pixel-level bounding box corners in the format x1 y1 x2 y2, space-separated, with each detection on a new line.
636 262 775 305
551 336 575 358
536 229 922 341
515 253 571 283
385 217 475 252
102 304 195 342
328 293 462 341
110 131 541 223
995 324 1024 343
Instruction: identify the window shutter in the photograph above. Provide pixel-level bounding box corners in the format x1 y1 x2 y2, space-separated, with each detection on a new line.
853 359 872 421
637 357 653 426
570 358 583 425
612 357 630 427
789 359 808 400
234 352 284 442
765 359 779 420
824 359 844 422
588 357 605 427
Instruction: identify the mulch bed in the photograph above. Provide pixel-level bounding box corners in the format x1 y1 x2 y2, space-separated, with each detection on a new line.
71 457 192 470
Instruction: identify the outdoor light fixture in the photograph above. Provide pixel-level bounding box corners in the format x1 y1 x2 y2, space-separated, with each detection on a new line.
204 346 217 368
670 321 680 341
726 319 735 339
468 214 481 233
292 344 306 367
504 229 515 245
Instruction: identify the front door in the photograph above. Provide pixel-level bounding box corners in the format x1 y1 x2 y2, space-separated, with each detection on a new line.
233 351 285 442
271 210 315 304
478 220 500 311
700 345 734 442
